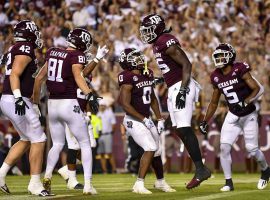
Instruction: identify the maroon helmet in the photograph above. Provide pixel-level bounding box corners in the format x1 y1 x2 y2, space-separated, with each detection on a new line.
67 28 92 52
212 43 236 68
13 20 43 49
140 14 166 44
119 48 145 71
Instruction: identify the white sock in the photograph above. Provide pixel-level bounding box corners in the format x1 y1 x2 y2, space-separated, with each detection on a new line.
137 178 144 182
30 174 42 185
84 179 91 188
68 170 77 182
59 165 69 180
0 162 11 177
79 141 92 182
253 149 268 171
156 178 164 184
220 144 232 179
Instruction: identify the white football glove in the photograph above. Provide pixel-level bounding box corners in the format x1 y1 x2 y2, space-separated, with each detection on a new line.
33 104 41 117
96 45 109 60
157 119 165 134
142 117 155 130
88 124 97 148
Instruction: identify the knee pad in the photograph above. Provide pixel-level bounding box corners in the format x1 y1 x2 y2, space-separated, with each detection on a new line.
220 143 232 158
245 143 258 156
67 149 78 164
52 143 64 152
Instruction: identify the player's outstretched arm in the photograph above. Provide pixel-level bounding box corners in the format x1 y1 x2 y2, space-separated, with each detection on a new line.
203 87 221 122
242 72 264 104
72 64 92 95
150 91 162 120
32 62 48 104
165 45 192 88
119 84 145 121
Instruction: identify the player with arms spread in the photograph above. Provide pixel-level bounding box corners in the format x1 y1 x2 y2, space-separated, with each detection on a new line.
140 14 211 189
118 48 175 194
33 28 99 195
199 43 270 191
0 20 50 196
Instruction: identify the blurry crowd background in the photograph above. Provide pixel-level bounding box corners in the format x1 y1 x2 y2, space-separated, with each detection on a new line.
0 0 269 174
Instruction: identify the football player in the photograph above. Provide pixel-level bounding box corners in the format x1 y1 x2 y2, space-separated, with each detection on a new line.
0 20 50 196
199 43 269 191
118 48 175 194
140 14 211 189
57 48 108 190
32 28 101 195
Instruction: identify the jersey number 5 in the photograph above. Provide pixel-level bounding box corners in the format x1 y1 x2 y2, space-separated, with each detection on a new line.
223 85 239 104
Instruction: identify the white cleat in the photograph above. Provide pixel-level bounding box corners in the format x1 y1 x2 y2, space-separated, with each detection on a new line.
83 184 98 195
220 185 234 192
67 179 84 190
257 179 268 190
154 180 176 192
58 165 69 181
132 181 152 194
28 183 54 196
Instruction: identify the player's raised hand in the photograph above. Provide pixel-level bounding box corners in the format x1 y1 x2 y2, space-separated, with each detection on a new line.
143 117 155 130
157 118 165 134
175 87 188 109
199 121 208 135
96 45 109 61
15 97 29 116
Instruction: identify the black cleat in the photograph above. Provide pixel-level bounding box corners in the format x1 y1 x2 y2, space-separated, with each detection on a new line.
74 183 84 190
0 184 10 194
186 167 211 189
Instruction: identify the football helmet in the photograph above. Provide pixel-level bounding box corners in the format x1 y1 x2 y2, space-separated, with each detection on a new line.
13 20 43 49
212 43 236 68
140 14 165 44
67 28 92 52
119 48 145 71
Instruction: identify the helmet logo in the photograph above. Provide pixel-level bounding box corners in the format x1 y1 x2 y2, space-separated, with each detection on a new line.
119 52 126 62
149 15 162 24
79 32 91 43
25 22 37 31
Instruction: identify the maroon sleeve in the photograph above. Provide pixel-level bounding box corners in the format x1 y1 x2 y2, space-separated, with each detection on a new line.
118 71 133 87
70 51 86 66
156 34 180 52
13 42 35 58
238 62 251 77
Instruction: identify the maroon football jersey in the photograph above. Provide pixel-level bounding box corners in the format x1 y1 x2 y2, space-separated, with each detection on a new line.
77 76 92 111
118 70 154 118
45 47 86 99
2 42 37 98
210 62 256 117
152 33 183 87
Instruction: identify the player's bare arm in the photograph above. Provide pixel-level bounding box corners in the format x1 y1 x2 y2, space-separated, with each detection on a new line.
10 55 32 95
204 87 222 122
150 91 162 120
72 64 92 95
242 72 262 104
165 45 192 88
119 84 145 121
32 62 48 104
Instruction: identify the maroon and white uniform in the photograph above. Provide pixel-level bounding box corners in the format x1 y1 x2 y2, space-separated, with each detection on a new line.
45 47 93 179
210 62 260 150
152 33 200 128
0 42 46 143
118 69 161 156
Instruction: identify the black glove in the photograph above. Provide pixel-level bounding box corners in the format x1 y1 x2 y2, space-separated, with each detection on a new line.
153 77 165 85
231 101 248 113
15 97 29 116
199 121 208 135
175 87 188 109
87 92 102 114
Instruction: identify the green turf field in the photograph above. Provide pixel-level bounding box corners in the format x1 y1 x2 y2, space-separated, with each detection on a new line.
0 173 269 200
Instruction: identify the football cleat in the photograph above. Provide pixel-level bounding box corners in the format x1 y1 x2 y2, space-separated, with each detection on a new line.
67 179 84 190
28 182 55 196
154 180 176 192
0 184 10 194
42 178 51 193
220 185 234 192
83 184 97 195
257 167 270 190
186 167 211 189
132 181 152 194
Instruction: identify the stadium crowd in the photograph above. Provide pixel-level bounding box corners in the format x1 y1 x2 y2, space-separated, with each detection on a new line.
0 0 269 111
